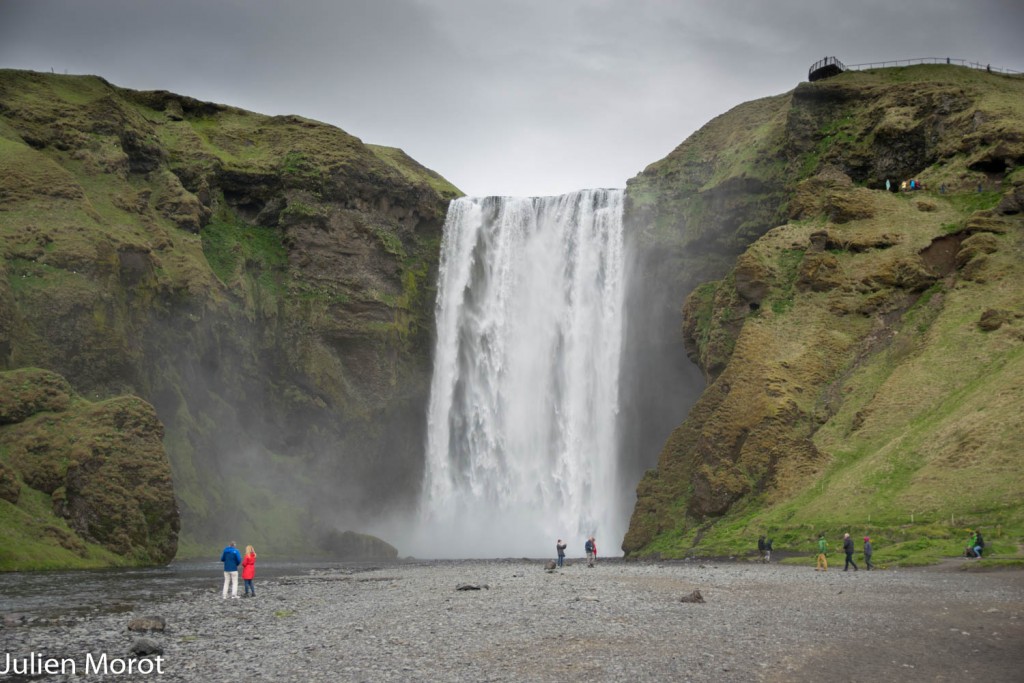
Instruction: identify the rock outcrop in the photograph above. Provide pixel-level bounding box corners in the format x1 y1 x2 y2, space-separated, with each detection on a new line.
0 368 178 567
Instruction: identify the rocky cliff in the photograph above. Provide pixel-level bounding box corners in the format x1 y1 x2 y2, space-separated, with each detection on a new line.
0 70 461 564
622 64 1024 563
0 368 177 569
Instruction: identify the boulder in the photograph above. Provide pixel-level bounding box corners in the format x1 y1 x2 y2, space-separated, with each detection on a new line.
128 616 167 633
129 639 164 657
318 530 398 561
679 590 705 603
978 309 1011 332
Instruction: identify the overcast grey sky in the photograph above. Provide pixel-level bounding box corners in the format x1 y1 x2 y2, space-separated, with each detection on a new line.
1 0 1022 197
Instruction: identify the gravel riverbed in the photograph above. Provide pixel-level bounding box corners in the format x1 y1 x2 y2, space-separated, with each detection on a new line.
2 558 1022 682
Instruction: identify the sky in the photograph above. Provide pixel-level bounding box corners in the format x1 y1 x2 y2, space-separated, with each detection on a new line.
1 0 1022 197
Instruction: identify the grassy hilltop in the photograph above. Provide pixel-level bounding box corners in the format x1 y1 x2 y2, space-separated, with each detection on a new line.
0 70 460 567
622 64 1024 566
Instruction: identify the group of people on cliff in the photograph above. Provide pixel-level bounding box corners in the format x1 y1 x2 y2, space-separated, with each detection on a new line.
554 536 598 568
219 542 257 599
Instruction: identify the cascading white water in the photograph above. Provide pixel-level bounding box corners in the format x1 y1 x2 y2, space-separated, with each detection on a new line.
412 189 626 558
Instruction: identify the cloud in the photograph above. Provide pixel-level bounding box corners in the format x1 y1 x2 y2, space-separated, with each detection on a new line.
1 0 1021 196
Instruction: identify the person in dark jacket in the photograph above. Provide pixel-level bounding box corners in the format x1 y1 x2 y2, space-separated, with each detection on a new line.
757 535 766 561
863 537 874 570
585 536 596 567
556 539 567 568
220 542 242 599
764 537 773 564
971 529 985 558
842 533 858 571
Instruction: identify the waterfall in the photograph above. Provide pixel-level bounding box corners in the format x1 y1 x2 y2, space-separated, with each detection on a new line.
413 189 626 558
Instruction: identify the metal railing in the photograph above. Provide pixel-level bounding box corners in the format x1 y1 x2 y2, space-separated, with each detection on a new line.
808 56 846 81
845 57 1022 76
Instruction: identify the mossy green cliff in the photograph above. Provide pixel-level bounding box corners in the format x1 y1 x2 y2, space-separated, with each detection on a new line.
623 65 1024 565
0 70 461 565
0 368 178 570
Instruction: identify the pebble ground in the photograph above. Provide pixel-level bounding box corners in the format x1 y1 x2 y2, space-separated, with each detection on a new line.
2 558 1022 682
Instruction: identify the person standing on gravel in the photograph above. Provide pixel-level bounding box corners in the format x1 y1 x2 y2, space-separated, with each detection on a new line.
556 539 567 568
843 533 858 571
863 537 874 570
220 542 242 599
241 545 257 597
815 533 828 571
585 536 597 567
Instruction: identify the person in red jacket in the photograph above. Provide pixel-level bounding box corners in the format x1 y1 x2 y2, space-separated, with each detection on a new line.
241 545 257 597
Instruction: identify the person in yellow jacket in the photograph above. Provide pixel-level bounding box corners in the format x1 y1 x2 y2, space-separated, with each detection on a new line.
815 533 828 571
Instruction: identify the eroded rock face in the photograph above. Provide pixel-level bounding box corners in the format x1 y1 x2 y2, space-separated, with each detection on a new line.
0 369 179 564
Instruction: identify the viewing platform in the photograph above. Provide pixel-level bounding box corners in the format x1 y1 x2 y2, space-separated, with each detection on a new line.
808 56 845 82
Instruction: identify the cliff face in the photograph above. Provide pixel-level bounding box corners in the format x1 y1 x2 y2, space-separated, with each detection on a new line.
0 70 461 562
623 65 1024 561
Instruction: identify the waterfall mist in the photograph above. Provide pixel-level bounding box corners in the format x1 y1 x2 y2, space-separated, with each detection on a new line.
405 190 626 558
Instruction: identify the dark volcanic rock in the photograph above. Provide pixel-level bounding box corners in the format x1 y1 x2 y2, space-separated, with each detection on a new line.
319 530 399 561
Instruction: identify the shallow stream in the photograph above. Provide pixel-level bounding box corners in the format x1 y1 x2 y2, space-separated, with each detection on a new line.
0 560 384 621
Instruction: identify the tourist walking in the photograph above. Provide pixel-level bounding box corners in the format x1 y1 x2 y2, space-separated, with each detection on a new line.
556 539 567 568
220 542 242 599
843 533 858 571
585 536 597 567
757 535 766 561
863 537 874 570
242 545 257 597
763 537 773 563
815 533 828 571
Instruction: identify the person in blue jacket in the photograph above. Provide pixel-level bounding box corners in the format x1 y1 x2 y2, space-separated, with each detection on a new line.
220 542 243 599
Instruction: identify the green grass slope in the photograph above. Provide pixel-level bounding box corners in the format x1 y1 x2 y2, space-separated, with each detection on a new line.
624 65 1024 567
